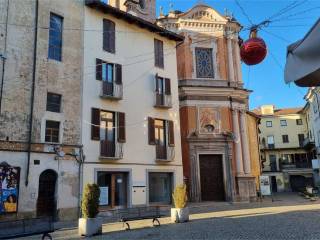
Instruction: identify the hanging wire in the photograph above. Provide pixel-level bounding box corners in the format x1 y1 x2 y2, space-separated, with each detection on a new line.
261 29 291 43
234 0 254 25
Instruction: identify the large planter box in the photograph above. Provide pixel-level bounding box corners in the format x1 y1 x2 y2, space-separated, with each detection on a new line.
78 218 102 237
171 207 189 223
306 187 313 194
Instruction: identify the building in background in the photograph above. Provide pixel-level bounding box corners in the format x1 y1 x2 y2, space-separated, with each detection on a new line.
246 111 262 190
82 0 184 209
304 87 320 187
0 0 83 220
158 4 259 202
254 105 316 192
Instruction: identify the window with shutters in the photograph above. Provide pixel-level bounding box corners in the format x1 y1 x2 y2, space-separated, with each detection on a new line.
46 93 62 113
96 59 123 99
154 39 164 68
103 19 115 53
148 117 175 161
154 75 172 108
45 120 60 143
48 13 63 61
282 135 289 143
91 108 125 159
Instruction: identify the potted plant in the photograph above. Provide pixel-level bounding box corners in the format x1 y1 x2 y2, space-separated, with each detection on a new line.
171 184 189 223
306 185 313 194
78 184 102 237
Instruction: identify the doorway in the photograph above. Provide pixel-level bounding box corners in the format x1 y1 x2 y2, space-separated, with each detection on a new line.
199 154 225 201
97 172 128 208
37 169 57 218
271 176 278 192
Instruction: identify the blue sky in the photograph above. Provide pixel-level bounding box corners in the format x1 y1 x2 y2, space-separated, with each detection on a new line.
157 0 319 110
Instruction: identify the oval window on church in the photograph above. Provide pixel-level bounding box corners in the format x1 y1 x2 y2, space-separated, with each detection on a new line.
139 0 146 9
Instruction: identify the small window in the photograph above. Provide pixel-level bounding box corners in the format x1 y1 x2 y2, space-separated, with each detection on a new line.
296 119 303 125
282 135 289 143
45 120 60 143
280 120 287 126
48 13 63 61
266 121 272 128
103 19 115 53
139 0 146 9
46 93 61 113
154 39 164 68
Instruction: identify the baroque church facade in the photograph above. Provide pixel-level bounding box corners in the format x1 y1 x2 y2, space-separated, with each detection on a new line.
158 4 260 202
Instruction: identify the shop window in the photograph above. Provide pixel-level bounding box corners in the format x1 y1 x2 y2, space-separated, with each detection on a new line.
149 172 172 204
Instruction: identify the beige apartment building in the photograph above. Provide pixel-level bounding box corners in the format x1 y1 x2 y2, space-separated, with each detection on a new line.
254 105 315 192
82 0 184 209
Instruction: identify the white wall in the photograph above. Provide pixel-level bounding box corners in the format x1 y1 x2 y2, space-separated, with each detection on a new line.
82 8 183 204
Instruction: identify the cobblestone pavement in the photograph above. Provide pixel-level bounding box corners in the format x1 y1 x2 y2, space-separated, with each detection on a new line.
20 193 320 240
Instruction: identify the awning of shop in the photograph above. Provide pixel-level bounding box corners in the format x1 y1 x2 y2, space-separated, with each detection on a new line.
284 18 320 87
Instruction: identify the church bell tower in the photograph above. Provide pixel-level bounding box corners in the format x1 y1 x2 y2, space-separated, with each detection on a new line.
124 0 156 23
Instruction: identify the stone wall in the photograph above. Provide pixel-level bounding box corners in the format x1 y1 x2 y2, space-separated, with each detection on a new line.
0 0 83 221
0 0 83 145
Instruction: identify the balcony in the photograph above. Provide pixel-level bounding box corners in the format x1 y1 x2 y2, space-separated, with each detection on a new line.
281 162 312 170
100 82 123 100
155 145 175 162
154 93 172 109
100 140 123 160
303 138 315 149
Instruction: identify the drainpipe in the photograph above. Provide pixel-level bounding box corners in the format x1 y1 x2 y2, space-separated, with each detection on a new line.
25 0 39 186
0 0 10 114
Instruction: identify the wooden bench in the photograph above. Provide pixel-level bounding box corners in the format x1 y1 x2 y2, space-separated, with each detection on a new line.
116 206 163 230
0 217 54 239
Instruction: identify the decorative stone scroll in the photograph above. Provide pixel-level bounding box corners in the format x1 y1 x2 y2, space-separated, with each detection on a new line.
198 107 220 134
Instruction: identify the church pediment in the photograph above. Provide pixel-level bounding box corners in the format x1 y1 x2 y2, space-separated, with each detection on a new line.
179 5 227 23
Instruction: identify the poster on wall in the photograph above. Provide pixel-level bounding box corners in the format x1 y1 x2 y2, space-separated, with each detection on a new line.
99 187 109 206
260 176 271 196
0 165 20 214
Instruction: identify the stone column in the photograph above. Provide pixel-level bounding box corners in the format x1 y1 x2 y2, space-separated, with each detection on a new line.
227 36 235 82
240 110 251 174
234 38 243 85
232 109 244 175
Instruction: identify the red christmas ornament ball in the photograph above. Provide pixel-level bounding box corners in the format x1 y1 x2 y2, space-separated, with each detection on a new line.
240 37 267 65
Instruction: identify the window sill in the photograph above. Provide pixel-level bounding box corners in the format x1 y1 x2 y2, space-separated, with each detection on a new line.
47 58 62 63
154 104 172 109
155 158 173 163
155 65 164 70
100 94 122 100
99 156 122 160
